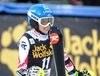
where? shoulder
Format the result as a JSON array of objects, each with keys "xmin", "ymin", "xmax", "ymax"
[
  {"xmin": 18, "ymin": 35, "xmax": 29, "ymax": 46},
  {"xmin": 18, "ymin": 35, "xmax": 31, "ymax": 50},
  {"xmin": 20, "ymin": 36, "xmax": 28, "ymax": 42},
  {"xmin": 19, "ymin": 32, "xmax": 35, "ymax": 45}
]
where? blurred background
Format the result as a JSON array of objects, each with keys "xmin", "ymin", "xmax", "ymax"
[{"xmin": 0, "ymin": 0, "xmax": 100, "ymax": 76}]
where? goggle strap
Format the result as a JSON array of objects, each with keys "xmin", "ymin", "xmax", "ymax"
[{"xmin": 28, "ymin": 11, "xmax": 39, "ymax": 22}]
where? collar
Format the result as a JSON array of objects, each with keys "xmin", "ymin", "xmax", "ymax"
[{"xmin": 26, "ymin": 29, "xmax": 48, "ymax": 41}]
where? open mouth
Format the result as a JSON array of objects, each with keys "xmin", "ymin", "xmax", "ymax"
[{"xmin": 44, "ymin": 27, "xmax": 50, "ymax": 31}]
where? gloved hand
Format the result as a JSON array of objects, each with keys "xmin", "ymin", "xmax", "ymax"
[
  {"xmin": 16, "ymin": 66, "xmax": 44, "ymax": 76},
  {"xmin": 74, "ymin": 70, "xmax": 96, "ymax": 76},
  {"xmin": 82, "ymin": 70, "xmax": 96, "ymax": 76},
  {"xmin": 73, "ymin": 71, "xmax": 83, "ymax": 76},
  {"xmin": 16, "ymin": 68, "xmax": 27, "ymax": 76},
  {"xmin": 26, "ymin": 66, "xmax": 44, "ymax": 76}
]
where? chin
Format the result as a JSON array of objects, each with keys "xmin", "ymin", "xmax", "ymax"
[
  {"xmin": 44, "ymin": 32, "xmax": 48, "ymax": 34},
  {"xmin": 44, "ymin": 31, "xmax": 49, "ymax": 34}
]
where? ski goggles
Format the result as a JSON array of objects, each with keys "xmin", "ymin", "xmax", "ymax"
[
  {"xmin": 28, "ymin": 11, "xmax": 54, "ymax": 27},
  {"xmin": 38, "ymin": 17, "xmax": 54, "ymax": 27}
]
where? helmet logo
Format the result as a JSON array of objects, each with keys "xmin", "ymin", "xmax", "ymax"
[
  {"xmin": 43, "ymin": 5, "xmax": 52, "ymax": 13},
  {"xmin": 50, "ymin": 33, "xmax": 60, "ymax": 44},
  {"xmin": 28, "ymin": 11, "xmax": 38, "ymax": 21},
  {"xmin": 31, "ymin": 14, "xmax": 38, "ymax": 21},
  {"xmin": 43, "ymin": 5, "xmax": 49, "ymax": 10}
]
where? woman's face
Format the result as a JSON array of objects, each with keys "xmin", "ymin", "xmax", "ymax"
[
  {"xmin": 38, "ymin": 24, "xmax": 51, "ymax": 34},
  {"xmin": 38, "ymin": 17, "xmax": 54, "ymax": 34}
]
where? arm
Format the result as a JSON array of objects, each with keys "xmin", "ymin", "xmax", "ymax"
[
  {"xmin": 64, "ymin": 52, "xmax": 95, "ymax": 76},
  {"xmin": 64, "ymin": 52, "xmax": 78, "ymax": 75},
  {"xmin": 16, "ymin": 36, "xmax": 30, "ymax": 76}
]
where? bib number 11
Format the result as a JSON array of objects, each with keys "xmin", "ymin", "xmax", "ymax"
[{"xmin": 42, "ymin": 57, "xmax": 50, "ymax": 69}]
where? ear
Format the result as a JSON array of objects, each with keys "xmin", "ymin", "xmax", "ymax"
[{"xmin": 30, "ymin": 19, "xmax": 38, "ymax": 29}]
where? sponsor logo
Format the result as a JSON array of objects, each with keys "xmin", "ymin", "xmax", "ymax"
[
  {"xmin": 21, "ymin": 41, "xmax": 27, "ymax": 50},
  {"xmin": 66, "ymin": 62, "xmax": 73, "ymax": 68},
  {"xmin": 50, "ymin": 33, "xmax": 60, "ymax": 44},
  {"xmin": 29, "ymin": 38, "xmax": 35, "ymax": 44},
  {"xmin": 32, "ymin": 44, "xmax": 53, "ymax": 58}
]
